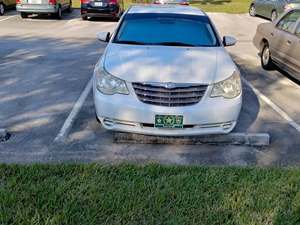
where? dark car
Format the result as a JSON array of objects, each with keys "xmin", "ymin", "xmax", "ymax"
[
  {"xmin": 253, "ymin": 8, "xmax": 300, "ymax": 80},
  {"xmin": 81, "ymin": 0, "xmax": 124, "ymax": 20}
]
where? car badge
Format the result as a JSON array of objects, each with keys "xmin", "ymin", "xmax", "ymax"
[{"xmin": 165, "ymin": 82, "xmax": 176, "ymax": 89}]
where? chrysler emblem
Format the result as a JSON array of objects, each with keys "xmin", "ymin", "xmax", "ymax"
[{"xmin": 164, "ymin": 82, "xmax": 176, "ymax": 89}]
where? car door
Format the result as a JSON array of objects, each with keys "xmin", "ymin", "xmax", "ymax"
[
  {"xmin": 277, "ymin": 0, "xmax": 287, "ymax": 16},
  {"xmin": 255, "ymin": 0, "xmax": 266, "ymax": 16},
  {"xmin": 290, "ymin": 20, "xmax": 300, "ymax": 79},
  {"xmin": 269, "ymin": 10, "xmax": 300, "ymax": 68},
  {"xmin": 263, "ymin": 0, "xmax": 277, "ymax": 18}
]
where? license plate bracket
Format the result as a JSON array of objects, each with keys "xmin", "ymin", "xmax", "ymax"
[{"xmin": 155, "ymin": 115, "xmax": 183, "ymax": 129}]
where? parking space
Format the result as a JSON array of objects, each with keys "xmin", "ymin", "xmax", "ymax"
[
  {"xmin": 0, "ymin": 10, "xmax": 18, "ymax": 22},
  {"xmin": 0, "ymin": 10, "xmax": 300, "ymax": 165}
]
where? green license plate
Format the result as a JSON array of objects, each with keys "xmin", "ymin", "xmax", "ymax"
[{"xmin": 155, "ymin": 115, "xmax": 183, "ymax": 129}]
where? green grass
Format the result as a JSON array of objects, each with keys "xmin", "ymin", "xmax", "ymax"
[
  {"xmin": 123, "ymin": 0, "xmax": 252, "ymax": 13},
  {"xmin": 72, "ymin": 0, "xmax": 251, "ymax": 13},
  {"xmin": 189, "ymin": 0, "xmax": 251, "ymax": 13},
  {"xmin": 1, "ymin": 164, "xmax": 300, "ymax": 225}
]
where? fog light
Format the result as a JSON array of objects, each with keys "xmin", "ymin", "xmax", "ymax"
[
  {"xmin": 103, "ymin": 118, "xmax": 114, "ymax": 127},
  {"xmin": 221, "ymin": 122, "xmax": 233, "ymax": 130}
]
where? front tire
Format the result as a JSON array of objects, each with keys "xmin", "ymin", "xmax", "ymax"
[
  {"xmin": 0, "ymin": 3, "xmax": 5, "ymax": 16},
  {"xmin": 114, "ymin": 8, "xmax": 123, "ymax": 21},
  {"xmin": 261, "ymin": 43, "xmax": 274, "ymax": 70},
  {"xmin": 67, "ymin": 2, "xmax": 72, "ymax": 13},
  {"xmin": 249, "ymin": 4, "xmax": 256, "ymax": 17},
  {"xmin": 81, "ymin": 14, "xmax": 87, "ymax": 20},
  {"xmin": 20, "ymin": 12, "xmax": 28, "ymax": 18},
  {"xmin": 55, "ymin": 6, "xmax": 62, "ymax": 19},
  {"xmin": 271, "ymin": 10, "xmax": 277, "ymax": 21}
]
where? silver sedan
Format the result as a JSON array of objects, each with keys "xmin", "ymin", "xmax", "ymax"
[
  {"xmin": 253, "ymin": 7, "xmax": 300, "ymax": 80},
  {"xmin": 93, "ymin": 6, "xmax": 242, "ymax": 136},
  {"xmin": 249, "ymin": 0, "xmax": 300, "ymax": 21}
]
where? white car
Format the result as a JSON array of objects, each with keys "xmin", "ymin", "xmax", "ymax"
[{"xmin": 93, "ymin": 5, "xmax": 242, "ymax": 136}]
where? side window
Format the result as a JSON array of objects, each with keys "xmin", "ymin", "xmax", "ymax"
[
  {"xmin": 277, "ymin": 10, "xmax": 300, "ymax": 33},
  {"xmin": 296, "ymin": 23, "xmax": 300, "ymax": 38}
]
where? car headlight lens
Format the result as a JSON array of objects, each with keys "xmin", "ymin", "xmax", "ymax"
[
  {"xmin": 210, "ymin": 71, "xmax": 241, "ymax": 99},
  {"xmin": 95, "ymin": 66, "xmax": 129, "ymax": 95}
]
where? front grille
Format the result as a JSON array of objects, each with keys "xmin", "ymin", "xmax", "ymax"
[{"xmin": 132, "ymin": 82, "xmax": 207, "ymax": 107}]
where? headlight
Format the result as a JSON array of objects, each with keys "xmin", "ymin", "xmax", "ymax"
[
  {"xmin": 95, "ymin": 66, "xmax": 129, "ymax": 95},
  {"xmin": 210, "ymin": 71, "xmax": 241, "ymax": 99}
]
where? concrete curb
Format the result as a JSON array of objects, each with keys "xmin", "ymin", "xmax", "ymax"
[
  {"xmin": 0, "ymin": 129, "xmax": 9, "ymax": 142},
  {"xmin": 114, "ymin": 132, "xmax": 270, "ymax": 146}
]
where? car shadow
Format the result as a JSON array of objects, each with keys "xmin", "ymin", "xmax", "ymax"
[
  {"xmin": 86, "ymin": 17, "xmax": 118, "ymax": 23},
  {"xmin": 0, "ymin": 35, "xmax": 106, "ymax": 156},
  {"xmin": 24, "ymin": 8, "xmax": 81, "ymax": 21},
  {"xmin": 253, "ymin": 14, "xmax": 272, "ymax": 21}
]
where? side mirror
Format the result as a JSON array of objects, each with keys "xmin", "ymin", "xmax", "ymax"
[
  {"xmin": 97, "ymin": 32, "xmax": 110, "ymax": 42},
  {"xmin": 223, "ymin": 36, "xmax": 237, "ymax": 47}
]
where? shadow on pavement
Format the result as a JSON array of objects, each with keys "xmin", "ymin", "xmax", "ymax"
[
  {"xmin": 0, "ymin": 34, "xmax": 299, "ymax": 166},
  {"xmin": 23, "ymin": 8, "xmax": 81, "ymax": 20},
  {"xmin": 0, "ymin": 35, "xmax": 105, "ymax": 155}
]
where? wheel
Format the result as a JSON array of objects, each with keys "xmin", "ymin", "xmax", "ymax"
[
  {"xmin": 0, "ymin": 3, "xmax": 5, "ymax": 16},
  {"xmin": 81, "ymin": 15, "xmax": 87, "ymax": 20},
  {"xmin": 67, "ymin": 2, "xmax": 72, "ymax": 13},
  {"xmin": 20, "ymin": 12, "xmax": 28, "ymax": 18},
  {"xmin": 113, "ymin": 8, "xmax": 123, "ymax": 21},
  {"xmin": 271, "ymin": 10, "xmax": 277, "ymax": 21},
  {"xmin": 96, "ymin": 115, "xmax": 101, "ymax": 124},
  {"xmin": 261, "ymin": 43, "xmax": 274, "ymax": 70},
  {"xmin": 55, "ymin": 7, "xmax": 62, "ymax": 19},
  {"xmin": 113, "ymin": 15, "xmax": 120, "ymax": 22},
  {"xmin": 249, "ymin": 4, "xmax": 256, "ymax": 17}
]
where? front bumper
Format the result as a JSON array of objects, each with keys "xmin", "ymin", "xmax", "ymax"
[
  {"xmin": 93, "ymin": 80, "xmax": 242, "ymax": 136},
  {"xmin": 16, "ymin": 4, "xmax": 57, "ymax": 13},
  {"xmin": 81, "ymin": 4, "xmax": 118, "ymax": 17},
  {"xmin": 253, "ymin": 31, "xmax": 263, "ymax": 52}
]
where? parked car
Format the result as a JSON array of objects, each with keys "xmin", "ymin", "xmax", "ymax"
[
  {"xmin": 253, "ymin": 7, "xmax": 300, "ymax": 80},
  {"xmin": 0, "ymin": 0, "xmax": 15, "ymax": 16},
  {"xmin": 249, "ymin": 0, "xmax": 300, "ymax": 21},
  {"xmin": 93, "ymin": 5, "xmax": 242, "ymax": 136},
  {"xmin": 16, "ymin": 0, "xmax": 72, "ymax": 19},
  {"xmin": 80, "ymin": 0, "xmax": 124, "ymax": 20},
  {"xmin": 153, "ymin": 0, "xmax": 189, "ymax": 5}
]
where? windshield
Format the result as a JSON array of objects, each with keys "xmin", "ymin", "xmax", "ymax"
[{"xmin": 113, "ymin": 13, "xmax": 219, "ymax": 47}]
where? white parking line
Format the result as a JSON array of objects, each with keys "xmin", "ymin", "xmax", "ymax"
[
  {"xmin": 234, "ymin": 52, "xmax": 300, "ymax": 132},
  {"xmin": 0, "ymin": 15, "xmax": 17, "ymax": 22},
  {"xmin": 54, "ymin": 77, "xmax": 93, "ymax": 142},
  {"xmin": 242, "ymin": 77, "xmax": 300, "ymax": 133},
  {"xmin": 54, "ymin": 54, "xmax": 300, "ymax": 143}
]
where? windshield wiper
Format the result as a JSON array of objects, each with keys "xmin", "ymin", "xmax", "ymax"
[
  {"xmin": 115, "ymin": 40, "xmax": 197, "ymax": 47},
  {"xmin": 153, "ymin": 42, "xmax": 196, "ymax": 47},
  {"xmin": 115, "ymin": 40, "xmax": 147, "ymax": 45}
]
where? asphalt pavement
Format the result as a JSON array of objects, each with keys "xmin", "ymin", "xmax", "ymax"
[{"xmin": 0, "ymin": 10, "xmax": 299, "ymax": 165}]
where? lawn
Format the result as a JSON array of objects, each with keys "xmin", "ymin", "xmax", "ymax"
[
  {"xmin": 189, "ymin": 0, "xmax": 252, "ymax": 13},
  {"xmin": 72, "ymin": 0, "xmax": 252, "ymax": 13},
  {"xmin": 123, "ymin": 0, "xmax": 252, "ymax": 13},
  {"xmin": 1, "ymin": 164, "xmax": 300, "ymax": 225}
]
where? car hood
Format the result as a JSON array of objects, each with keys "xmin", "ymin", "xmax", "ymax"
[{"xmin": 103, "ymin": 44, "xmax": 236, "ymax": 84}]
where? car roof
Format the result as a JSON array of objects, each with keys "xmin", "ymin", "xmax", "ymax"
[{"xmin": 127, "ymin": 5, "xmax": 206, "ymax": 16}]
